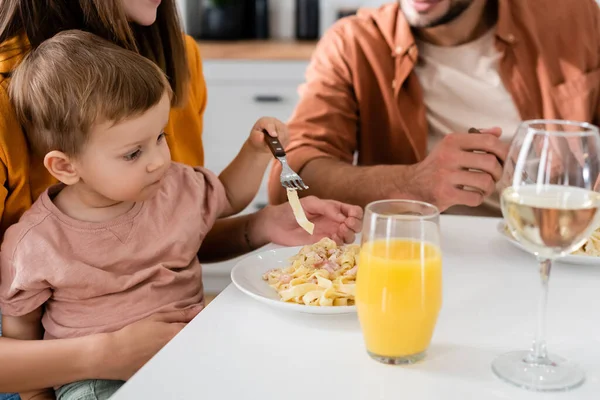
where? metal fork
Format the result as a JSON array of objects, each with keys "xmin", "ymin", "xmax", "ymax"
[{"xmin": 263, "ymin": 130, "xmax": 309, "ymax": 190}]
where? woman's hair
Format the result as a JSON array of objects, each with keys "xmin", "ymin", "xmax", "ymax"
[
  {"xmin": 0, "ymin": 0, "xmax": 189, "ymax": 105},
  {"xmin": 10, "ymin": 30, "xmax": 172, "ymax": 157}
]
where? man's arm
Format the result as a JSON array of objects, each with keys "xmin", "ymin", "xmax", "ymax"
[
  {"xmin": 298, "ymin": 158, "xmax": 417, "ymax": 208},
  {"xmin": 295, "ymin": 131, "xmax": 507, "ymax": 211}
]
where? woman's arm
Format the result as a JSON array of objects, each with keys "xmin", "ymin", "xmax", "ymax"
[
  {"xmin": 0, "ymin": 307, "xmax": 200, "ymax": 393},
  {"xmin": 0, "ymin": 326, "xmax": 94, "ymax": 394},
  {"xmin": 3, "ymin": 310, "xmax": 55, "ymax": 399},
  {"xmin": 198, "ymin": 198, "xmax": 363, "ymax": 263},
  {"xmin": 198, "ymin": 212, "xmax": 269, "ymax": 263}
]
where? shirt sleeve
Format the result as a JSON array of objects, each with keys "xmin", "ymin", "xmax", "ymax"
[
  {"xmin": 192, "ymin": 166, "xmax": 228, "ymax": 226},
  {"xmin": 185, "ymin": 35, "xmax": 208, "ymax": 122},
  {"xmin": 0, "ymin": 86, "xmax": 17, "ymax": 236},
  {"xmin": 0, "ymin": 228, "xmax": 52, "ymax": 317},
  {"xmin": 267, "ymin": 21, "xmax": 360, "ymax": 204}
]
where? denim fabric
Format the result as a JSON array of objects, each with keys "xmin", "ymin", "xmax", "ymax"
[{"xmin": 56, "ymin": 380, "xmax": 125, "ymax": 400}]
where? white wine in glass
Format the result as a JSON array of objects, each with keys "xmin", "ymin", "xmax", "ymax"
[{"xmin": 494, "ymin": 119, "xmax": 600, "ymax": 391}]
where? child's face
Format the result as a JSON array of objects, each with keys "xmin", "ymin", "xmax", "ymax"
[{"xmin": 74, "ymin": 92, "xmax": 172, "ymax": 203}]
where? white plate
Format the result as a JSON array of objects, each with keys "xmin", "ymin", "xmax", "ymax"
[
  {"xmin": 231, "ymin": 246, "xmax": 357, "ymax": 314},
  {"xmin": 496, "ymin": 221, "xmax": 600, "ymax": 266}
]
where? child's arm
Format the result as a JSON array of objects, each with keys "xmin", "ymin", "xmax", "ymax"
[
  {"xmin": 218, "ymin": 117, "xmax": 289, "ymax": 217},
  {"xmin": 2, "ymin": 308, "xmax": 56, "ymax": 400}
]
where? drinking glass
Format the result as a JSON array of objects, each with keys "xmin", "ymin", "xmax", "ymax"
[
  {"xmin": 494, "ymin": 119, "xmax": 600, "ymax": 391},
  {"xmin": 356, "ymin": 200, "xmax": 442, "ymax": 364}
]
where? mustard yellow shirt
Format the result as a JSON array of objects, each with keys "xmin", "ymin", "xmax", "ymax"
[{"xmin": 0, "ymin": 35, "xmax": 207, "ymax": 236}]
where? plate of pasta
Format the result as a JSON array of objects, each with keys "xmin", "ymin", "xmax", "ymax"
[
  {"xmin": 497, "ymin": 221, "xmax": 600, "ymax": 265},
  {"xmin": 231, "ymin": 238, "xmax": 359, "ymax": 314}
]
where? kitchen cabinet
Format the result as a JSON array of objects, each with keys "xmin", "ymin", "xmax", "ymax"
[{"xmin": 202, "ymin": 59, "xmax": 309, "ymax": 214}]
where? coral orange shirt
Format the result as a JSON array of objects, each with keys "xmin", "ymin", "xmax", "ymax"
[
  {"xmin": 268, "ymin": 0, "xmax": 600, "ymax": 204},
  {"xmin": 0, "ymin": 34, "xmax": 207, "ymax": 237}
]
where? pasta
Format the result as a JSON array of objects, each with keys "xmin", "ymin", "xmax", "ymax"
[
  {"xmin": 504, "ymin": 223, "xmax": 600, "ymax": 257},
  {"xmin": 262, "ymin": 238, "xmax": 360, "ymax": 306},
  {"xmin": 572, "ymin": 230, "xmax": 600, "ymax": 256},
  {"xmin": 286, "ymin": 189, "xmax": 314, "ymax": 235}
]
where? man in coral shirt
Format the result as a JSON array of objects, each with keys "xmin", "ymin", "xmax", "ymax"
[{"xmin": 268, "ymin": 0, "xmax": 600, "ymax": 216}]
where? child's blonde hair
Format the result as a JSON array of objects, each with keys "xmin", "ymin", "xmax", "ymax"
[{"xmin": 9, "ymin": 29, "xmax": 172, "ymax": 157}]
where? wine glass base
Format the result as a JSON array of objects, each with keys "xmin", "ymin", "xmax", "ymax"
[
  {"xmin": 492, "ymin": 351, "xmax": 585, "ymax": 392},
  {"xmin": 368, "ymin": 350, "xmax": 425, "ymax": 365}
]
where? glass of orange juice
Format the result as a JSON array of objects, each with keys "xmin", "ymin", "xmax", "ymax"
[{"xmin": 356, "ymin": 200, "xmax": 442, "ymax": 365}]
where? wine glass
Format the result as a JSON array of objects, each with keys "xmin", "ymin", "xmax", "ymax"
[{"xmin": 493, "ymin": 119, "xmax": 600, "ymax": 391}]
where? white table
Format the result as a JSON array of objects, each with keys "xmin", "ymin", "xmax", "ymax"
[{"xmin": 112, "ymin": 216, "xmax": 600, "ymax": 400}]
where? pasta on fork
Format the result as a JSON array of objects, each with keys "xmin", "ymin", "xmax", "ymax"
[{"xmin": 262, "ymin": 238, "xmax": 360, "ymax": 306}]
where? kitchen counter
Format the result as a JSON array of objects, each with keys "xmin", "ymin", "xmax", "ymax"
[{"xmin": 197, "ymin": 39, "xmax": 317, "ymax": 60}]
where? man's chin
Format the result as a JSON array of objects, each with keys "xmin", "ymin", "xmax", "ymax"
[{"xmin": 402, "ymin": 0, "xmax": 472, "ymax": 29}]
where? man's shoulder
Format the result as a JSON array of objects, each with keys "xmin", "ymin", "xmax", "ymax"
[
  {"xmin": 312, "ymin": 3, "xmax": 400, "ymax": 69},
  {"xmin": 325, "ymin": 4, "xmax": 397, "ymax": 44},
  {"xmin": 511, "ymin": 0, "xmax": 599, "ymax": 71},
  {"xmin": 511, "ymin": 0, "xmax": 598, "ymax": 27}
]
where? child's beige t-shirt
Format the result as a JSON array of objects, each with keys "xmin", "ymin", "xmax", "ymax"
[{"xmin": 0, "ymin": 162, "xmax": 226, "ymax": 340}]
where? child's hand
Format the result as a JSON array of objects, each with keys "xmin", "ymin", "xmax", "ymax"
[
  {"xmin": 257, "ymin": 197, "xmax": 363, "ymax": 246},
  {"xmin": 246, "ymin": 117, "xmax": 289, "ymax": 153}
]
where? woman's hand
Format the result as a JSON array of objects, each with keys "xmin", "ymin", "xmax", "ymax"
[
  {"xmin": 98, "ymin": 307, "xmax": 202, "ymax": 380},
  {"xmin": 252, "ymin": 196, "xmax": 363, "ymax": 247}
]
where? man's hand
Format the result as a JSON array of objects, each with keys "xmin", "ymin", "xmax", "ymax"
[
  {"xmin": 251, "ymin": 197, "xmax": 363, "ymax": 246},
  {"xmin": 406, "ymin": 127, "xmax": 508, "ymax": 211}
]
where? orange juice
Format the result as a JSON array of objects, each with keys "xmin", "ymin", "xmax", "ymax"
[{"xmin": 356, "ymin": 239, "xmax": 442, "ymax": 358}]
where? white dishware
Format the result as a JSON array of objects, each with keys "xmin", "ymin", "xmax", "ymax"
[
  {"xmin": 497, "ymin": 221, "xmax": 600, "ymax": 266},
  {"xmin": 231, "ymin": 246, "xmax": 356, "ymax": 315}
]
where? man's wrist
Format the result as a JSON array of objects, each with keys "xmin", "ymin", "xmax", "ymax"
[{"xmin": 389, "ymin": 163, "xmax": 422, "ymax": 201}]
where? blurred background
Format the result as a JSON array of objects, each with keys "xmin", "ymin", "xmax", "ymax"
[{"xmin": 176, "ymin": 0, "xmax": 391, "ymax": 40}]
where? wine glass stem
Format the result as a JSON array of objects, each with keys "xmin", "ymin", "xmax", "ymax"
[{"xmin": 530, "ymin": 258, "xmax": 552, "ymax": 362}]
